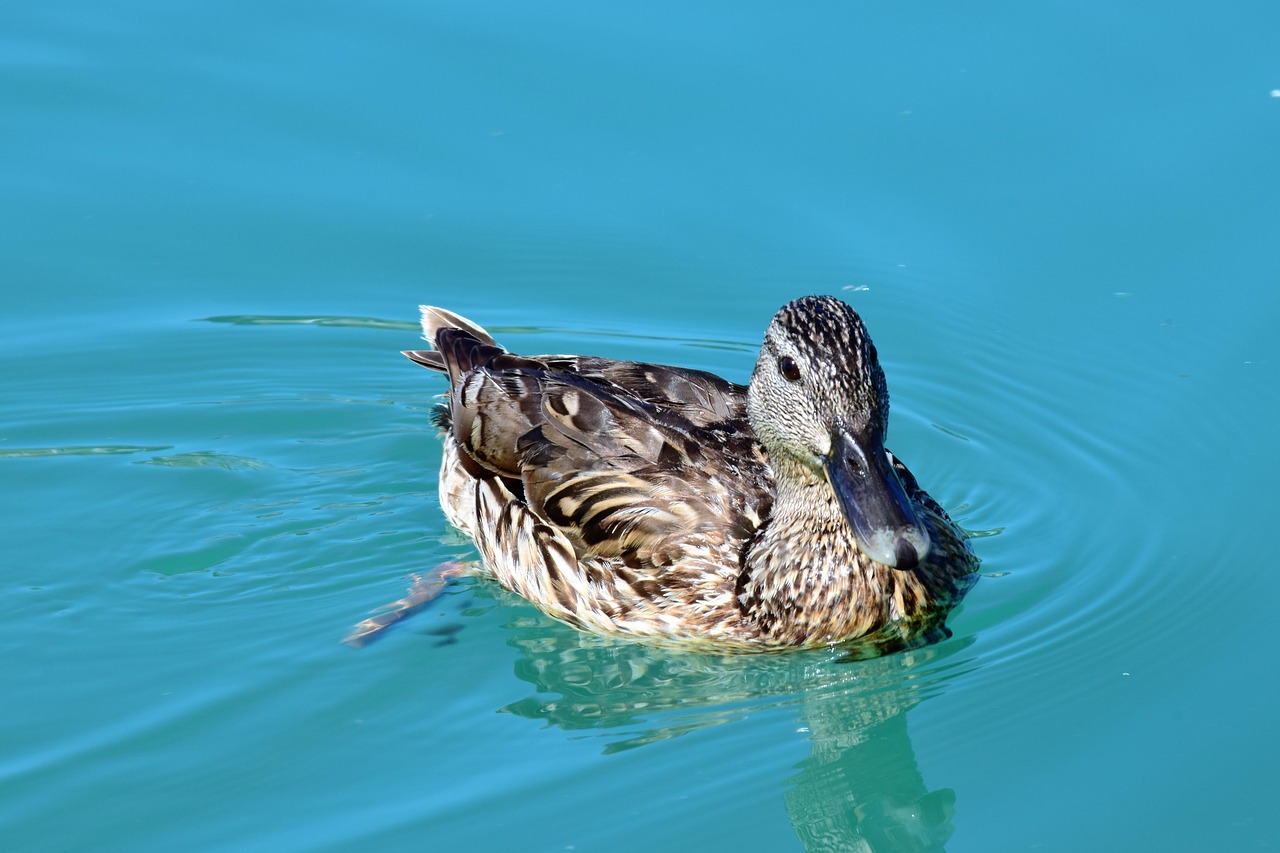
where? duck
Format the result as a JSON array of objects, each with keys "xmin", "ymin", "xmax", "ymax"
[{"xmin": 386, "ymin": 295, "xmax": 977, "ymax": 653}]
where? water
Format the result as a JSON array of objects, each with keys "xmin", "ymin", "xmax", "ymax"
[{"xmin": 3, "ymin": 2, "xmax": 1278, "ymax": 850}]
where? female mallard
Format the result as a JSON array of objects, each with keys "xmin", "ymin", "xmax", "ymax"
[{"xmin": 390, "ymin": 295, "xmax": 976, "ymax": 653}]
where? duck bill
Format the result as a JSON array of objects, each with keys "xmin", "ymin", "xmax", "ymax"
[{"xmin": 823, "ymin": 426, "xmax": 931, "ymax": 570}]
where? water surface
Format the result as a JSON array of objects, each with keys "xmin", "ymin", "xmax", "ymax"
[{"xmin": 3, "ymin": 2, "xmax": 1278, "ymax": 850}]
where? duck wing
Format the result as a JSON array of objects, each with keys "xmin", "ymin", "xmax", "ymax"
[
  {"xmin": 540, "ymin": 357, "xmax": 748, "ymax": 428},
  {"xmin": 416, "ymin": 328, "xmax": 770, "ymax": 574}
]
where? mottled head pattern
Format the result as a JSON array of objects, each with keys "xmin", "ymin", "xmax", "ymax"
[{"xmin": 747, "ymin": 295, "xmax": 890, "ymax": 471}]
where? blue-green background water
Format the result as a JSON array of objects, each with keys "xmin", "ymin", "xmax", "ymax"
[{"xmin": 4, "ymin": 2, "xmax": 1278, "ymax": 850}]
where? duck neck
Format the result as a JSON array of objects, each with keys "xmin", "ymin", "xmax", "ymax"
[
  {"xmin": 764, "ymin": 455, "xmax": 848, "ymax": 540},
  {"xmin": 740, "ymin": 455, "xmax": 887, "ymax": 644},
  {"xmin": 749, "ymin": 456, "xmax": 854, "ymax": 574}
]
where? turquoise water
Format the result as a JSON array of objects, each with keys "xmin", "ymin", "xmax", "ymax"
[{"xmin": 4, "ymin": 2, "xmax": 1278, "ymax": 850}]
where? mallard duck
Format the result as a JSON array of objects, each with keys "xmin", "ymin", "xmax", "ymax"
[{"xmin": 395, "ymin": 295, "xmax": 976, "ymax": 652}]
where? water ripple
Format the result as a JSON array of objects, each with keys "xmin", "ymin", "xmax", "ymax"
[
  {"xmin": 0, "ymin": 445, "xmax": 172, "ymax": 459},
  {"xmin": 137, "ymin": 451, "xmax": 271, "ymax": 470},
  {"xmin": 864, "ymin": 289, "xmax": 1248, "ymax": 746},
  {"xmin": 201, "ymin": 314, "xmax": 419, "ymax": 331}
]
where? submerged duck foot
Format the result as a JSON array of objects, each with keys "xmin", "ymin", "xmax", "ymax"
[{"xmin": 343, "ymin": 560, "xmax": 471, "ymax": 648}]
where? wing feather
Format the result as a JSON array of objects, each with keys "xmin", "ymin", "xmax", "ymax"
[{"xmin": 416, "ymin": 318, "xmax": 770, "ymax": 579}]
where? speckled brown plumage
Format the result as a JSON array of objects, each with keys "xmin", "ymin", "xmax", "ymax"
[{"xmin": 402, "ymin": 296, "xmax": 977, "ymax": 653}]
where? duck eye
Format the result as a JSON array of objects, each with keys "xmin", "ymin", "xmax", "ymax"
[{"xmin": 777, "ymin": 355, "xmax": 801, "ymax": 383}]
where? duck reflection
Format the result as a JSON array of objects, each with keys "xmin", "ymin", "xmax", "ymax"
[
  {"xmin": 783, "ymin": 697, "xmax": 957, "ymax": 852},
  {"xmin": 497, "ymin": 614, "xmax": 970, "ymax": 852}
]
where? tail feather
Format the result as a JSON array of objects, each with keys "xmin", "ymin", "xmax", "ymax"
[
  {"xmin": 431, "ymin": 328, "xmax": 506, "ymax": 381},
  {"xmin": 402, "ymin": 349, "xmax": 446, "ymax": 371},
  {"xmin": 404, "ymin": 306, "xmax": 499, "ymax": 375},
  {"xmin": 419, "ymin": 306, "xmax": 495, "ymax": 346}
]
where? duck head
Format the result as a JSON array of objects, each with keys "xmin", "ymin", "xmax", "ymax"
[{"xmin": 747, "ymin": 295, "xmax": 930, "ymax": 571}]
